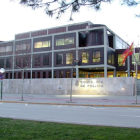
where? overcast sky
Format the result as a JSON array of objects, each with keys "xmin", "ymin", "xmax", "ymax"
[{"xmin": 0, "ymin": 0, "xmax": 140, "ymax": 46}]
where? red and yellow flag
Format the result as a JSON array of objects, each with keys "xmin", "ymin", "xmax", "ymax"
[{"xmin": 121, "ymin": 42, "xmax": 134, "ymax": 64}]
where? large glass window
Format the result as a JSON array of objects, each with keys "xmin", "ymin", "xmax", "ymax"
[
  {"xmin": 82, "ymin": 52, "xmax": 89, "ymax": 63},
  {"xmin": 66, "ymin": 53, "xmax": 73, "ymax": 64},
  {"xmin": 56, "ymin": 37, "xmax": 74, "ymax": 46},
  {"xmin": 0, "ymin": 59, "xmax": 4, "ymax": 68},
  {"xmin": 16, "ymin": 43, "xmax": 30, "ymax": 51},
  {"xmin": 34, "ymin": 41, "xmax": 50, "ymax": 48},
  {"xmin": 93, "ymin": 51, "xmax": 100, "ymax": 62},
  {"xmin": 118, "ymin": 54, "xmax": 125, "ymax": 66},
  {"xmin": 43, "ymin": 54, "xmax": 49, "ymax": 66},
  {"xmin": 56, "ymin": 54, "xmax": 63, "ymax": 65}
]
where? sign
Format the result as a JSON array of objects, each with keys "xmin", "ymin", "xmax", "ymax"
[{"xmin": 0, "ymin": 74, "xmax": 4, "ymax": 80}]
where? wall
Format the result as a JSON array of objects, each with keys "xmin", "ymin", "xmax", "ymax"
[{"xmin": 1, "ymin": 77, "xmax": 135, "ymax": 96}]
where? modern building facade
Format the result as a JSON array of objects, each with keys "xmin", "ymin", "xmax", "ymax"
[{"xmin": 0, "ymin": 21, "xmax": 139, "ymax": 79}]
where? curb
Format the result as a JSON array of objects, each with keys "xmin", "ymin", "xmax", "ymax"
[{"xmin": 0, "ymin": 101, "xmax": 140, "ymax": 107}]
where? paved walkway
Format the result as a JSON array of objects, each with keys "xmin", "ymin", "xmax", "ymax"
[{"xmin": 0, "ymin": 93, "xmax": 140, "ymax": 107}]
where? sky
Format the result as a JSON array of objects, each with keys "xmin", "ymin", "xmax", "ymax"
[{"xmin": 0, "ymin": 0, "xmax": 140, "ymax": 46}]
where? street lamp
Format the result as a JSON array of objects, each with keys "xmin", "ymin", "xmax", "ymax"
[{"xmin": 0, "ymin": 68, "xmax": 5, "ymax": 100}]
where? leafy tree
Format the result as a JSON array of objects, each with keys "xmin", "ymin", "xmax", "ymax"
[{"xmin": 15, "ymin": 0, "xmax": 140, "ymax": 19}]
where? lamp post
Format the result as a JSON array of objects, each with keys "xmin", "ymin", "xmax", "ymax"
[{"xmin": 0, "ymin": 68, "xmax": 5, "ymax": 100}]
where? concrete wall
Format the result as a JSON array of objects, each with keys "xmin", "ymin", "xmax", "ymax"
[{"xmin": 1, "ymin": 77, "xmax": 135, "ymax": 95}]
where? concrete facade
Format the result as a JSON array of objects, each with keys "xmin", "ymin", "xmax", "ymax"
[{"xmin": 1, "ymin": 77, "xmax": 135, "ymax": 95}]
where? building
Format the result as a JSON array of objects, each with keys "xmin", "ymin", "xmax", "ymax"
[{"xmin": 0, "ymin": 21, "xmax": 139, "ymax": 79}]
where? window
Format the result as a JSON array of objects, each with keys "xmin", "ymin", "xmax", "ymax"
[
  {"xmin": 66, "ymin": 53, "xmax": 73, "ymax": 64},
  {"xmin": 132, "ymin": 53, "xmax": 140, "ymax": 65},
  {"xmin": 34, "ymin": 56, "xmax": 41, "ymax": 66},
  {"xmin": 112, "ymin": 54, "xmax": 114, "ymax": 65},
  {"xmin": 108, "ymin": 54, "xmax": 111, "ymax": 64},
  {"xmin": 66, "ymin": 71, "xmax": 70, "ymax": 78},
  {"xmin": 23, "ymin": 57, "xmax": 30, "ymax": 68},
  {"xmin": 6, "ymin": 58, "xmax": 11, "ymax": 68},
  {"xmin": 0, "ymin": 46, "xmax": 12, "ymax": 53},
  {"xmin": 56, "ymin": 37, "xmax": 74, "ymax": 46},
  {"xmin": 93, "ymin": 51, "xmax": 100, "ymax": 62},
  {"xmin": 43, "ymin": 55, "xmax": 49, "ymax": 66},
  {"xmin": 37, "ymin": 72, "xmax": 40, "ymax": 78},
  {"xmin": 0, "ymin": 59, "xmax": 4, "ymax": 68},
  {"xmin": 32, "ymin": 72, "xmax": 35, "ymax": 78},
  {"xmin": 59, "ymin": 71, "xmax": 63, "ymax": 78},
  {"xmin": 34, "ymin": 41, "xmax": 50, "ymax": 48},
  {"xmin": 28, "ymin": 72, "xmax": 30, "ymax": 78},
  {"xmin": 0, "ymin": 47, "xmax": 5, "ymax": 53},
  {"xmin": 118, "ymin": 54, "xmax": 125, "ymax": 66},
  {"xmin": 82, "ymin": 52, "xmax": 89, "ymax": 63},
  {"xmin": 48, "ymin": 71, "xmax": 51, "ymax": 78},
  {"xmin": 16, "ymin": 43, "xmax": 30, "ymax": 51},
  {"xmin": 56, "ymin": 54, "xmax": 63, "ymax": 65},
  {"xmin": 54, "ymin": 71, "xmax": 56, "ymax": 78},
  {"xmin": 43, "ymin": 72, "xmax": 46, "ymax": 78},
  {"xmin": 16, "ymin": 58, "xmax": 22, "ymax": 68},
  {"xmin": 6, "ymin": 46, "xmax": 12, "ymax": 52}
]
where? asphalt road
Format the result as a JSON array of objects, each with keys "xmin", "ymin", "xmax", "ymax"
[{"xmin": 0, "ymin": 102, "xmax": 140, "ymax": 128}]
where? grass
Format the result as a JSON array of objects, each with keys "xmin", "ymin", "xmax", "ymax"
[{"xmin": 0, "ymin": 118, "xmax": 140, "ymax": 140}]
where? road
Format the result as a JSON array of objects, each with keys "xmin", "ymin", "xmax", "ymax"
[{"xmin": 0, "ymin": 102, "xmax": 140, "ymax": 128}]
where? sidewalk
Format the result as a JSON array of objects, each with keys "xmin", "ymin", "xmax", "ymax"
[{"xmin": 0, "ymin": 93, "xmax": 140, "ymax": 107}]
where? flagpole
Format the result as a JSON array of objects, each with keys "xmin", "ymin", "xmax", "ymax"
[
  {"xmin": 133, "ymin": 49, "xmax": 138, "ymax": 104},
  {"xmin": 135, "ymin": 63, "xmax": 138, "ymax": 104}
]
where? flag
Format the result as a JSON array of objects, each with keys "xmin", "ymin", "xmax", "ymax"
[{"xmin": 121, "ymin": 42, "xmax": 134, "ymax": 64}]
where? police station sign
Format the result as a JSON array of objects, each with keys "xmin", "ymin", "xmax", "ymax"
[{"xmin": 75, "ymin": 79, "xmax": 104, "ymax": 88}]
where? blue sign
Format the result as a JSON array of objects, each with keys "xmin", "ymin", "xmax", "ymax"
[{"xmin": 0, "ymin": 74, "xmax": 4, "ymax": 80}]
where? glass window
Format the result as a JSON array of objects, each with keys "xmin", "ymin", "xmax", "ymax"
[
  {"xmin": 59, "ymin": 71, "xmax": 63, "ymax": 78},
  {"xmin": 66, "ymin": 71, "xmax": 70, "ymax": 78},
  {"xmin": 16, "ymin": 43, "xmax": 30, "ymax": 51},
  {"xmin": 66, "ymin": 53, "xmax": 73, "ymax": 64},
  {"xmin": 56, "ymin": 54, "xmax": 63, "ymax": 65},
  {"xmin": 34, "ymin": 41, "xmax": 50, "ymax": 48},
  {"xmin": 82, "ymin": 52, "xmax": 89, "ymax": 63},
  {"xmin": 65, "ymin": 37, "xmax": 74, "ymax": 45},
  {"xmin": 6, "ymin": 46, "xmax": 12, "ymax": 52},
  {"xmin": 23, "ymin": 57, "xmax": 30, "ymax": 68},
  {"xmin": 108, "ymin": 54, "xmax": 111, "ymax": 64},
  {"xmin": 34, "ymin": 56, "xmax": 41, "ymax": 66},
  {"xmin": 56, "ymin": 39, "xmax": 64, "ymax": 46},
  {"xmin": 43, "ymin": 72, "xmax": 46, "ymax": 78},
  {"xmin": 118, "ymin": 54, "xmax": 125, "ymax": 66},
  {"xmin": 112, "ymin": 54, "xmax": 114, "ymax": 65},
  {"xmin": 32, "ymin": 72, "xmax": 35, "ymax": 78},
  {"xmin": 132, "ymin": 53, "xmax": 140, "ymax": 65},
  {"xmin": 93, "ymin": 51, "xmax": 100, "ymax": 62},
  {"xmin": 0, "ymin": 59, "xmax": 4, "ymax": 68},
  {"xmin": 56, "ymin": 37, "xmax": 74, "ymax": 46},
  {"xmin": 16, "ymin": 58, "xmax": 22, "ymax": 68},
  {"xmin": 0, "ymin": 47, "xmax": 5, "ymax": 53},
  {"xmin": 6, "ymin": 58, "xmax": 11, "ymax": 68},
  {"xmin": 43, "ymin": 41, "xmax": 50, "ymax": 48},
  {"xmin": 43, "ymin": 54, "xmax": 49, "ymax": 66}
]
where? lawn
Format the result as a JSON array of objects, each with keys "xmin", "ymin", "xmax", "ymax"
[{"xmin": 0, "ymin": 118, "xmax": 140, "ymax": 140}]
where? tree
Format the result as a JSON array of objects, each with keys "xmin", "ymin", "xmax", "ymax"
[
  {"xmin": 14, "ymin": 43, "xmax": 31, "ymax": 101},
  {"xmin": 16, "ymin": 0, "xmax": 140, "ymax": 19}
]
